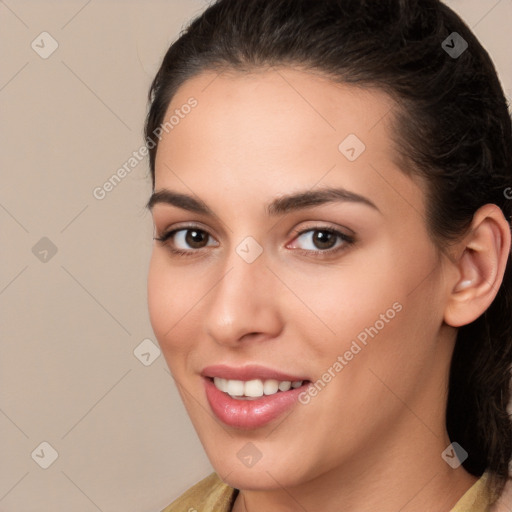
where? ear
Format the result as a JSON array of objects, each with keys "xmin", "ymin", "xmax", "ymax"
[{"xmin": 444, "ymin": 204, "xmax": 511, "ymax": 328}]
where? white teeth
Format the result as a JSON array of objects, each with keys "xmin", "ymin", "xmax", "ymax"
[
  {"xmin": 278, "ymin": 381, "xmax": 292, "ymax": 391},
  {"xmin": 263, "ymin": 379, "xmax": 279, "ymax": 395},
  {"xmin": 213, "ymin": 377, "xmax": 228, "ymax": 393},
  {"xmin": 226, "ymin": 379, "xmax": 245, "ymax": 397},
  {"xmin": 213, "ymin": 377, "xmax": 304, "ymax": 397},
  {"xmin": 244, "ymin": 379, "xmax": 264, "ymax": 397}
]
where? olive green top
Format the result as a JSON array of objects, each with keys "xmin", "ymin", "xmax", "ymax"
[{"xmin": 162, "ymin": 470, "xmax": 509, "ymax": 511}]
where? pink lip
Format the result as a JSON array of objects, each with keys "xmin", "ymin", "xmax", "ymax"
[
  {"xmin": 201, "ymin": 365, "xmax": 310, "ymax": 430},
  {"xmin": 201, "ymin": 364, "xmax": 308, "ymax": 382},
  {"xmin": 203, "ymin": 377, "xmax": 308, "ymax": 429}
]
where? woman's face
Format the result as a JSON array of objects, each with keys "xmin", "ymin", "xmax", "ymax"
[{"xmin": 147, "ymin": 68, "xmax": 456, "ymax": 489}]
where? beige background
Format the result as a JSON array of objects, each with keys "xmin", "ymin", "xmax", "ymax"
[{"xmin": 1, "ymin": 1, "xmax": 511, "ymax": 511}]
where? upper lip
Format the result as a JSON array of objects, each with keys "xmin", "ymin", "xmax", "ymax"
[{"xmin": 201, "ymin": 364, "xmax": 309, "ymax": 382}]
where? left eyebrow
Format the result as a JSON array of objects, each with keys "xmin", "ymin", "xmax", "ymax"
[
  {"xmin": 266, "ymin": 187, "xmax": 380, "ymax": 215},
  {"xmin": 146, "ymin": 187, "xmax": 380, "ymax": 215}
]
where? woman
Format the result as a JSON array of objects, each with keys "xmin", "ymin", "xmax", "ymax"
[{"xmin": 144, "ymin": 0, "xmax": 512, "ymax": 510}]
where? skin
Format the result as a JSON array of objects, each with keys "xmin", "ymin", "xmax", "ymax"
[{"xmin": 146, "ymin": 67, "xmax": 510, "ymax": 512}]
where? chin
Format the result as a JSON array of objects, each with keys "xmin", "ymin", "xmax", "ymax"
[
  {"xmin": 206, "ymin": 449, "xmax": 313, "ymax": 490},
  {"xmin": 220, "ymin": 466, "xmax": 293, "ymax": 491}
]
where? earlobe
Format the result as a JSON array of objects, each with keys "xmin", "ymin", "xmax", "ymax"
[{"xmin": 444, "ymin": 204, "xmax": 511, "ymax": 328}]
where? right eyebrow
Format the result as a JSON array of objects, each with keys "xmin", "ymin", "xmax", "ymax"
[{"xmin": 146, "ymin": 189, "xmax": 213, "ymax": 215}]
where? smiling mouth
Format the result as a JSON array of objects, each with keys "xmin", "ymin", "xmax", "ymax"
[
  {"xmin": 204, "ymin": 375, "xmax": 312, "ymax": 429},
  {"xmin": 210, "ymin": 377, "xmax": 310, "ymax": 399}
]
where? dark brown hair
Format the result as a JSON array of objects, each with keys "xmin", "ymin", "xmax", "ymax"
[{"xmin": 144, "ymin": 0, "xmax": 512, "ymax": 498}]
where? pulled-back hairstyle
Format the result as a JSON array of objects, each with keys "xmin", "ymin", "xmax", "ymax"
[{"xmin": 144, "ymin": 0, "xmax": 512, "ymax": 498}]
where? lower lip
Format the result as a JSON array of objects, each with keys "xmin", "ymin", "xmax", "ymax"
[{"xmin": 204, "ymin": 378, "xmax": 308, "ymax": 429}]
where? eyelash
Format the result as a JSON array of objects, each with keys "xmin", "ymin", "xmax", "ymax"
[{"xmin": 154, "ymin": 224, "xmax": 355, "ymax": 259}]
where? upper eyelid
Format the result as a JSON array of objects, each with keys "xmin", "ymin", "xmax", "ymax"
[
  {"xmin": 157, "ymin": 223, "xmax": 353, "ymax": 247},
  {"xmin": 157, "ymin": 222, "xmax": 349, "ymax": 237},
  {"xmin": 156, "ymin": 222, "xmax": 218, "ymax": 242}
]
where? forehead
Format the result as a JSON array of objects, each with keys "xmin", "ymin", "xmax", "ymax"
[
  {"xmin": 161, "ymin": 67, "xmax": 398, "ymax": 155},
  {"xmin": 157, "ymin": 68, "xmax": 397, "ymax": 168},
  {"xmin": 153, "ymin": 67, "xmax": 424, "ymax": 221}
]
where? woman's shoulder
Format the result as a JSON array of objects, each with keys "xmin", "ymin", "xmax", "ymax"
[{"xmin": 160, "ymin": 472, "xmax": 238, "ymax": 512}]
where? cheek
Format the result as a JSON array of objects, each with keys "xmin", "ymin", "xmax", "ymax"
[
  {"xmin": 147, "ymin": 252, "xmax": 193, "ymax": 366},
  {"xmin": 147, "ymin": 253, "xmax": 170, "ymax": 342},
  {"xmin": 288, "ymin": 244, "xmax": 440, "ymax": 377},
  {"xmin": 327, "ymin": 273, "xmax": 443, "ymax": 405},
  {"xmin": 281, "ymin": 252, "xmax": 401, "ymax": 351}
]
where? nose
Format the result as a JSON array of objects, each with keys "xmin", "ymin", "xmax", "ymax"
[{"xmin": 203, "ymin": 246, "xmax": 283, "ymax": 347}]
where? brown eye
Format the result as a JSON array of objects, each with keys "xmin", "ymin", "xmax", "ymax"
[
  {"xmin": 310, "ymin": 230, "xmax": 338, "ymax": 250},
  {"xmin": 154, "ymin": 226, "xmax": 219, "ymax": 256},
  {"xmin": 292, "ymin": 228, "xmax": 353, "ymax": 253},
  {"xmin": 183, "ymin": 229, "xmax": 209, "ymax": 249}
]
